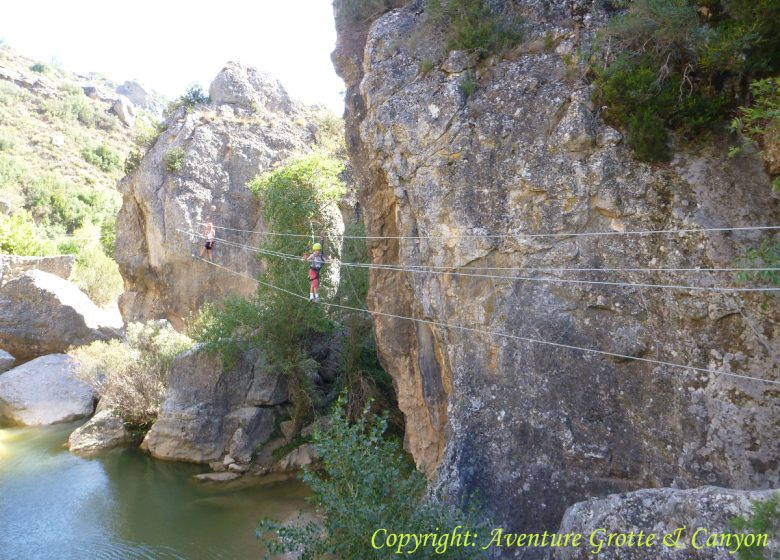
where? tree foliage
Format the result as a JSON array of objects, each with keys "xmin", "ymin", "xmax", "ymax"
[
  {"xmin": 730, "ymin": 492, "xmax": 780, "ymax": 560},
  {"xmin": 257, "ymin": 396, "xmax": 487, "ymax": 560},
  {"xmin": 191, "ymin": 154, "xmax": 346, "ymax": 429}
]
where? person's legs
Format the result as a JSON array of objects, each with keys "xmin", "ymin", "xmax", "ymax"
[{"xmin": 308, "ymin": 269, "xmax": 317, "ymax": 300}]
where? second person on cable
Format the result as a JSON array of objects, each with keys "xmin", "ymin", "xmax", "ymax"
[{"xmin": 303, "ymin": 242, "xmax": 327, "ymax": 302}]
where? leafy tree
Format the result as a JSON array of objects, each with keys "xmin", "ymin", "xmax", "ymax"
[
  {"xmin": 191, "ymin": 154, "xmax": 346, "ymax": 431},
  {"xmin": 257, "ymin": 396, "xmax": 487, "ymax": 560}
]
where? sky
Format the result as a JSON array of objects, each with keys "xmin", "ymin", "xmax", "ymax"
[{"xmin": 0, "ymin": 0, "xmax": 345, "ymax": 114}]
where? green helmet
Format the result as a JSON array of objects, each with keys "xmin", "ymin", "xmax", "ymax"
[{"xmin": 312, "ymin": 242, "xmax": 322, "ymax": 251}]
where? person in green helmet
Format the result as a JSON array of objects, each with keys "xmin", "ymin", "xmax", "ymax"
[{"xmin": 303, "ymin": 242, "xmax": 326, "ymax": 302}]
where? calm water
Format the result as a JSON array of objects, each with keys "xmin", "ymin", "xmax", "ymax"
[{"xmin": 0, "ymin": 423, "xmax": 311, "ymax": 560}]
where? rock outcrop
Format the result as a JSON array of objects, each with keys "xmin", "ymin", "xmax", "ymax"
[
  {"xmin": 333, "ymin": 0, "xmax": 780, "ymax": 532},
  {"xmin": 116, "ymin": 80, "xmax": 166, "ymax": 118},
  {"xmin": 0, "ymin": 270, "xmax": 122, "ymax": 361},
  {"xmin": 0, "ymin": 255, "xmax": 75, "ymax": 285},
  {"xmin": 144, "ymin": 345, "xmax": 281, "ymax": 463},
  {"xmin": 0, "ymin": 354, "xmax": 96, "ymax": 426},
  {"xmin": 115, "ymin": 62, "xmax": 323, "ymax": 329},
  {"xmin": 68, "ymin": 408, "xmax": 130, "ymax": 454},
  {"xmin": 555, "ymin": 486, "xmax": 780, "ymax": 560}
]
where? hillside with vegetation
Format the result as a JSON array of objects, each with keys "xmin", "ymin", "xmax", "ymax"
[{"xmin": 0, "ymin": 43, "xmax": 163, "ymax": 305}]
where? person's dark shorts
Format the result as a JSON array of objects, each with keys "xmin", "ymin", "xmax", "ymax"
[{"xmin": 205, "ymin": 241, "xmax": 215, "ymax": 250}]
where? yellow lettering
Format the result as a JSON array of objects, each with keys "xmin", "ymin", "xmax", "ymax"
[
  {"xmin": 371, "ymin": 528, "xmax": 387, "ymax": 550},
  {"xmin": 590, "ymin": 528, "xmax": 606, "ymax": 554},
  {"xmin": 481, "ymin": 528, "xmax": 503, "ymax": 550}
]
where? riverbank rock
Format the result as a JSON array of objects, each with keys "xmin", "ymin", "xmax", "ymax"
[
  {"xmin": 554, "ymin": 486, "xmax": 780, "ymax": 560},
  {"xmin": 0, "ymin": 354, "xmax": 96, "ymax": 426},
  {"xmin": 0, "ymin": 255, "xmax": 75, "ymax": 285},
  {"xmin": 115, "ymin": 62, "xmax": 325, "ymax": 329},
  {"xmin": 68, "ymin": 408, "xmax": 130, "ymax": 454},
  {"xmin": 0, "ymin": 270, "xmax": 122, "ymax": 361},
  {"xmin": 275, "ymin": 444, "xmax": 317, "ymax": 473},
  {"xmin": 144, "ymin": 345, "xmax": 277, "ymax": 463},
  {"xmin": 333, "ymin": 0, "xmax": 780, "ymax": 532}
]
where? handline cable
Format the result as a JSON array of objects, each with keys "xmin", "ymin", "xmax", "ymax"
[
  {"xmin": 198, "ymin": 221, "xmax": 780, "ymax": 240},
  {"xmin": 180, "ymin": 230, "xmax": 780, "ymax": 293},
  {"xmin": 189, "ymin": 255, "xmax": 780, "ymax": 387},
  {"xmin": 180, "ymin": 229, "xmax": 780, "ymax": 273}
]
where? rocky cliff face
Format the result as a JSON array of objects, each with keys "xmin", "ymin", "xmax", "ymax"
[
  {"xmin": 333, "ymin": 0, "xmax": 780, "ymax": 531},
  {"xmin": 115, "ymin": 62, "xmax": 322, "ymax": 328}
]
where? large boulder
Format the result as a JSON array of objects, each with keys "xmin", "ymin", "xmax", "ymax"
[
  {"xmin": 0, "ymin": 354, "xmax": 96, "ymax": 426},
  {"xmin": 111, "ymin": 96, "xmax": 135, "ymax": 127},
  {"xmin": 68, "ymin": 408, "xmax": 131, "ymax": 454},
  {"xmin": 208, "ymin": 61, "xmax": 297, "ymax": 114},
  {"xmin": 554, "ymin": 486, "xmax": 780, "ymax": 560},
  {"xmin": 0, "ymin": 270, "xmax": 122, "ymax": 361},
  {"xmin": 115, "ymin": 62, "xmax": 324, "ymax": 329},
  {"xmin": 116, "ymin": 80, "xmax": 166, "ymax": 117},
  {"xmin": 144, "ymin": 345, "xmax": 278, "ymax": 463},
  {"xmin": 0, "ymin": 255, "xmax": 75, "ymax": 285},
  {"xmin": 333, "ymin": 0, "xmax": 780, "ymax": 532}
]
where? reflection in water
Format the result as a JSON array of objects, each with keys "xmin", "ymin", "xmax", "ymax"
[{"xmin": 0, "ymin": 424, "xmax": 311, "ymax": 560}]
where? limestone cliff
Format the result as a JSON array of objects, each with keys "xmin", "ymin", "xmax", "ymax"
[
  {"xmin": 116, "ymin": 62, "xmax": 324, "ymax": 328},
  {"xmin": 333, "ymin": 0, "xmax": 780, "ymax": 531}
]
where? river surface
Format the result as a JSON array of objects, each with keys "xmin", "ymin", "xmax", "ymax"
[{"xmin": 0, "ymin": 423, "xmax": 311, "ymax": 560}]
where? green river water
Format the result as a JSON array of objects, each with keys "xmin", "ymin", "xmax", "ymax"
[{"xmin": 0, "ymin": 423, "xmax": 311, "ymax": 560}]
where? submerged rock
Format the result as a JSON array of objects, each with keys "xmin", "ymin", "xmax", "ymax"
[
  {"xmin": 0, "ymin": 270, "xmax": 122, "ymax": 361},
  {"xmin": 68, "ymin": 408, "xmax": 130, "ymax": 454},
  {"xmin": 193, "ymin": 472, "xmax": 240, "ymax": 482},
  {"xmin": 555, "ymin": 486, "xmax": 780, "ymax": 560},
  {"xmin": 0, "ymin": 354, "xmax": 95, "ymax": 426}
]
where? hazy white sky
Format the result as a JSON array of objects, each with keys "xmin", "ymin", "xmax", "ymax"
[{"xmin": 0, "ymin": 0, "xmax": 345, "ymax": 113}]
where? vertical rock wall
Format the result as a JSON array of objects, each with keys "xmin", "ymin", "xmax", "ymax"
[
  {"xmin": 333, "ymin": 0, "xmax": 780, "ymax": 530},
  {"xmin": 116, "ymin": 63, "xmax": 321, "ymax": 328}
]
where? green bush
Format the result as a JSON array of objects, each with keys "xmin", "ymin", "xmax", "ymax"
[
  {"xmin": 257, "ymin": 397, "xmax": 486, "ymax": 560},
  {"xmin": 428, "ymin": 0, "xmax": 523, "ymax": 58},
  {"xmin": 165, "ymin": 85, "xmax": 209, "ymax": 115},
  {"xmin": 627, "ymin": 110, "xmax": 670, "ymax": 162},
  {"xmin": 23, "ymin": 173, "xmax": 118, "ymax": 233},
  {"xmin": 30, "ymin": 62, "xmax": 48, "ymax": 73},
  {"xmin": 591, "ymin": 0, "xmax": 780, "ymax": 162},
  {"xmin": 735, "ymin": 240, "xmax": 780, "ymax": 287},
  {"xmin": 730, "ymin": 492, "xmax": 780, "ymax": 560},
  {"xmin": 0, "ymin": 211, "xmax": 54, "ymax": 256},
  {"xmin": 333, "ymin": 0, "xmax": 392, "ymax": 22},
  {"xmin": 732, "ymin": 77, "xmax": 780, "ymax": 176},
  {"xmin": 71, "ymin": 321, "xmax": 193, "ymax": 430},
  {"xmin": 82, "ymin": 144, "xmax": 122, "ymax": 173},
  {"xmin": 124, "ymin": 149, "xmax": 142, "ymax": 174},
  {"xmin": 459, "ymin": 70, "xmax": 476, "ymax": 97},
  {"xmin": 164, "ymin": 147, "xmax": 185, "ymax": 172},
  {"xmin": 70, "ymin": 244, "xmax": 124, "ymax": 306}
]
